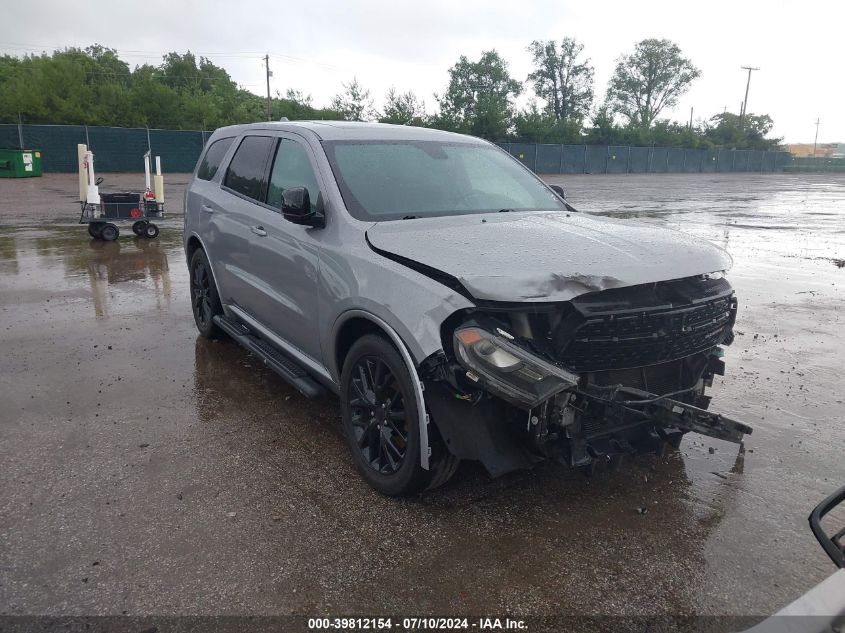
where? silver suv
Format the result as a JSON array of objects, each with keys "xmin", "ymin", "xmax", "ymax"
[{"xmin": 184, "ymin": 121, "xmax": 751, "ymax": 496}]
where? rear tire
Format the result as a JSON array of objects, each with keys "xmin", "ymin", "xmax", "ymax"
[
  {"xmin": 88, "ymin": 222, "xmax": 104, "ymax": 239},
  {"xmin": 132, "ymin": 221, "xmax": 147, "ymax": 236},
  {"xmin": 144, "ymin": 223, "xmax": 160, "ymax": 239},
  {"xmin": 340, "ymin": 334, "xmax": 458, "ymax": 496},
  {"xmin": 189, "ymin": 248, "xmax": 223, "ymax": 339}
]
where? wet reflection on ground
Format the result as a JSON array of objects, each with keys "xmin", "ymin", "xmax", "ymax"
[{"xmin": 0, "ymin": 173, "xmax": 843, "ymax": 620}]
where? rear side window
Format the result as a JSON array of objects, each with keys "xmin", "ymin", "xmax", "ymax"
[
  {"xmin": 223, "ymin": 136, "xmax": 275, "ymax": 201},
  {"xmin": 196, "ymin": 137, "xmax": 234, "ymax": 181}
]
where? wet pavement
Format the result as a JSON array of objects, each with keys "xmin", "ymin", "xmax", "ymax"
[{"xmin": 0, "ymin": 172, "xmax": 843, "ymax": 622}]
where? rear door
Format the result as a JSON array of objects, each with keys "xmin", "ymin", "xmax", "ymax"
[
  {"xmin": 204, "ymin": 134, "xmax": 275, "ymax": 306},
  {"xmin": 185, "ymin": 134, "xmax": 234, "ymax": 253},
  {"xmin": 245, "ymin": 135, "xmax": 324, "ymax": 362}
]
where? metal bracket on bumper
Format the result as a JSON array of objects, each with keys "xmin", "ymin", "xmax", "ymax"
[
  {"xmin": 634, "ymin": 396, "xmax": 752, "ymax": 444},
  {"xmin": 578, "ymin": 385, "xmax": 753, "ymax": 444}
]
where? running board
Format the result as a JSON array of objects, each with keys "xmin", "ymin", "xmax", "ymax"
[{"xmin": 213, "ymin": 315, "xmax": 325, "ymax": 399}]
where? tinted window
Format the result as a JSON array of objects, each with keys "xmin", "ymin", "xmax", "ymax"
[
  {"xmin": 267, "ymin": 139, "xmax": 321, "ymax": 209},
  {"xmin": 323, "ymin": 141, "xmax": 564, "ymax": 221},
  {"xmin": 223, "ymin": 136, "xmax": 274, "ymax": 201},
  {"xmin": 196, "ymin": 137, "xmax": 234, "ymax": 181}
]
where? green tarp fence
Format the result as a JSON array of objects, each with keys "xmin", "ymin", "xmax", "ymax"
[
  {"xmin": 0, "ymin": 124, "xmax": 209, "ymax": 173},
  {"xmin": 0, "ymin": 123, "xmax": 796, "ymax": 174},
  {"xmin": 497, "ymin": 142, "xmax": 792, "ymax": 174},
  {"xmin": 784, "ymin": 157, "xmax": 845, "ymax": 173}
]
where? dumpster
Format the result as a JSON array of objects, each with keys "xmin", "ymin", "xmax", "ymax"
[{"xmin": 0, "ymin": 148, "xmax": 43, "ymax": 178}]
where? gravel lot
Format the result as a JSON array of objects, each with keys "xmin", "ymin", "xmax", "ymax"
[{"xmin": 0, "ymin": 172, "xmax": 843, "ymax": 627}]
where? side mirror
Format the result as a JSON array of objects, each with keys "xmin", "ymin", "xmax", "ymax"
[
  {"xmin": 281, "ymin": 187, "xmax": 324, "ymax": 228},
  {"xmin": 550, "ymin": 184, "xmax": 565, "ymax": 199}
]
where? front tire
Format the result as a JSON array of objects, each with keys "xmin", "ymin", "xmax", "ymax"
[
  {"xmin": 189, "ymin": 248, "xmax": 223, "ymax": 339},
  {"xmin": 340, "ymin": 334, "xmax": 458, "ymax": 496},
  {"xmin": 100, "ymin": 223, "xmax": 119, "ymax": 241}
]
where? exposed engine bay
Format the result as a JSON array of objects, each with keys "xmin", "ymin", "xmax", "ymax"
[{"xmin": 421, "ymin": 273, "xmax": 753, "ymax": 476}]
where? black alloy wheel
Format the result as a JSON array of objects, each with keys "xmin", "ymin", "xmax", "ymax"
[
  {"xmin": 347, "ymin": 354, "xmax": 409, "ymax": 475},
  {"xmin": 340, "ymin": 334, "xmax": 459, "ymax": 497},
  {"xmin": 189, "ymin": 249, "xmax": 223, "ymax": 338}
]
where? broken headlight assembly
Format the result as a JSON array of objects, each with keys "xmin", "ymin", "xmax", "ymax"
[{"xmin": 453, "ymin": 327, "xmax": 579, "ymax": 409}]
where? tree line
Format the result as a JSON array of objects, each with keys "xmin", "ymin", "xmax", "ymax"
[{"xmin": 0, "ymin": 41, "xmax": 780, "ymax": 150}]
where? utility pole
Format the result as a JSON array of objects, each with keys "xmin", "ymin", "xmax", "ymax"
[
  {"xmin": 264, "ymin": 54, "xmax": 272, "ymax": 121},
  {"xmin": 813, "ymin": 118, "xmax": 821, "ymax": 157},
  {"xmin": 689, "ymin": 107, "xmax": 694, "ymax": 130},
  {"xmin": 739, "ymin": 66, "xmax": 760, "ymax": 126}
]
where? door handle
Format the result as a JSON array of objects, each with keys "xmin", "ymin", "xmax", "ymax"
[
  {"xmin": 251, "ymin": 225, "xmax": 267, "ymax": 237},
  {"xmin": 200, "ymin": 204, "xmax": 214, "ymax": 214}
]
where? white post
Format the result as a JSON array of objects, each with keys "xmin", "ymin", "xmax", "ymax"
[
  {"xmin": 77, "ymin": 144, "xmax": 88, "ymax": 202},
  {"xmin": 85, "ymin": 150, "xmax": 101, "ymax": 215},
  {"xmin": 153, "ymin": 156, "xmax": 164, "ymax": 203},
  {"xmin": 144, "ymin": 152, "xmax": 151, "ymax": 191}
]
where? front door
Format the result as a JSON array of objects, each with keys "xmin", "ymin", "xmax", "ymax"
[{"xmin": 246, "ymin": 135, "xmax": 324, "ymax": 363}]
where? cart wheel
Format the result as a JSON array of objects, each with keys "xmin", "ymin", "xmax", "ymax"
[
  {"xmin": 100, "ymin": 224, "xmax": 119, "ymax": 241},
  {"xmin": 144, "ymin": 223, "xmax": 160, "ymax": 239},
  {"xmin": 87, "ymin": 223, "xmax": 104, "ymax": 239},
  {"xmin": 132, "ymin": 221, "xmax": 147, "ymax": 236}
]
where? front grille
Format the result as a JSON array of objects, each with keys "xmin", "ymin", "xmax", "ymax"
[
  {"xmin": 589, "ymin": 360, "xmax": 685, "ymax": 395},
  {"xmin": 556, "ymin": 281, "xmax": 736, "ymax": 372}
]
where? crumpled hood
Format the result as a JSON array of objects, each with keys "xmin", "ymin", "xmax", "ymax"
[{"xmin": 366, "ymin": 211, "xmax": 732, "ymax": 302}]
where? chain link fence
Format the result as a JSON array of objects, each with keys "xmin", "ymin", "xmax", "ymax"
[{"xmin": 0, "ymin": 123, "xmax": 797, "ymax": 174}]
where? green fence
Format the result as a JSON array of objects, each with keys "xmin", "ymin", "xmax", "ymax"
[
  {"xmin": 0, "ymin": 124, "xmax": 210, "ymax": 173},
  {"xmin": 498, "ymin": 142, "xmax": 792, "ymax": 174},
  {"xmin": 0, "ymin": 123, "xmax": 795, "ymax": 174},
  {"xmin": 784, "ymin": 157, "xmax": 845, "ymax": 173}
]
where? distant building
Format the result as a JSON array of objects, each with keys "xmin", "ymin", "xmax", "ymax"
[
  {"xmin": 831, "ymin": 143, "xmax": 845, "ymax": 159},
  {"xmin": 787, "ymin": 143, "xmax": 836, "ymax": 157}
]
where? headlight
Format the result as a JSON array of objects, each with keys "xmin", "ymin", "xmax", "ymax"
[{"xmin": 453, "ymin": 327, "xmax": 579, "ymax": 408}]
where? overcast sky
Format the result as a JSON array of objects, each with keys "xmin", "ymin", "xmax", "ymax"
[{"xmin": 3, "ymin": 0, "xmax": 841, "ymax": 143}]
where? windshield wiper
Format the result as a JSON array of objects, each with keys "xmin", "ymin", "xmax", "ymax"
[
  {"xmin": 401, "ymin": 215, "xmax": 420, "ymax": 220},
  {"xmin": 498, "ymin": 208, "xmax": 514, "ymax": 213}
]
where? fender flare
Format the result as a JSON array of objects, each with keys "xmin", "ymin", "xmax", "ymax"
[
  {"xmin": 185, "ymin": 232, "xmax": 226, "ymax": 314},
  {"xmin": 333, "ymin": 310, "xmax": 431, "ymax": 470}
]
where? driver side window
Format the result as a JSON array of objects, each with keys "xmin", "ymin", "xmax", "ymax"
[{"xmin": 267, "ymin": 139, "xmax": 321, "ymax": 210}]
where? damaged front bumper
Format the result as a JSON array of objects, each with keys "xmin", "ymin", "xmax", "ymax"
[
  {"xmin": 426, "ymin": 345, "xmax": 752, "ymax": 476},
  {"xmin": 423, "ymin": 275, "xmax": 753, "ymax": 476}
]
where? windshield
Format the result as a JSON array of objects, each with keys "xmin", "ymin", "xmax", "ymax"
[{"xmin": 322, "ymin": 140, "xmax": 566, "ymax": 221}]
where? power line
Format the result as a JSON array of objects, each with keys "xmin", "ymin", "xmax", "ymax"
[
  {"xmin": 0, "ymin": 63, "xmax": 263, "ymax": 89},
  {"xmin": 0, "ymin": 41, "xmax": 345, "ymax": 71}
]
